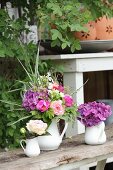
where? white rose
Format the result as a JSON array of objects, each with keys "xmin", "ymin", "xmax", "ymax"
[{"xmin": 26, "ymin": 120, "xmax": 47, "ymax": 135}]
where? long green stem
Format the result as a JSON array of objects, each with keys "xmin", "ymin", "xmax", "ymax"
[
  {"xmin": 7, "ymin": 115, "xmax": 32, "ymax": 126},
  {"xmin": 18, "ymin": 58, "xmax": 33, "ymax": 82},
  {"xmin": 0, "ymin": 100, "xmax": 21, "ymax": 107}
]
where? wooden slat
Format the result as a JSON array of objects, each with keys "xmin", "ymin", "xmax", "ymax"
[{"xmin": 0, "ymin": 125, "xmax": 113, "ymax": 170}]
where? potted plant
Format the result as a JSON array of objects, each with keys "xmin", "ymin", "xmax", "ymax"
[
  {"xmin": 37, "ymin": 0, "xmax": 113, "ymax": 53},
  {"xmin": 77, "ymin": 101, "xmax": 112, "ymax": 145}
]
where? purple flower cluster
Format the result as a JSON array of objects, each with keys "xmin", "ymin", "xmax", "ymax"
[
  {"xmin": 77, "ymin": 101, "xmax": 112, "ymax": 127},
  {"xmin": 22, "ymin": 89, "xmax": 49, "ymax": 111}
]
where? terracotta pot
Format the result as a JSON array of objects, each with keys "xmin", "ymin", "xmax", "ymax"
[
  {"xmin": 74, "ymin": 22, "xmax": 96, "ymax": 40},
  {"xmin": 95, "ymin": 16, "xmax": 113, "ymax": 40}
]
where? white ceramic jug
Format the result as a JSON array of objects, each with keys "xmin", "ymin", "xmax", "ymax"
[
  {"xmin": 20, "ymin": 137, "xmax": 40, "ymax": 157},
  {"xmin": 85, "ymin": 121, "xmax": 106, "ymax": 145},
  {"xmin": 38, "ymin": 119, "xmax": 68, "ymax": 150}
]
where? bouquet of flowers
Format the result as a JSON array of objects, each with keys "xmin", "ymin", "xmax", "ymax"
[
  {"xmin": 77, "ymin": 101, "xmax": 112, "ymax": 127},
  {"xmin": 21, "ymin": 72, "xmax": 78, "ymax": 135}
]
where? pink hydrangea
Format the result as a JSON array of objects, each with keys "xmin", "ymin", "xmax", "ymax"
[
  {"xmin": 36, "ymin": 100, "xmax": 50, "ymax": 112},
  {"xmin": 64, "ymin": 94, "xmax": 74, "ymax": 107},
  {"xmin": 50, "ymin": 100, "xmax": 65, "ymax": 115}
]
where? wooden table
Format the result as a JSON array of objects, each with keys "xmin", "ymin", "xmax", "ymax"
[{"xmin": 0, "ymin": 125, "xmax": 113, "ymax": 170}]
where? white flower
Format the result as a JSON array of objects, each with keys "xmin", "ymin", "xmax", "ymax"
[
  {"xmin": 48, "ymin": 83, "xmax": 53, "ymax": 90},
  {"xmin": 47, "ymin": 72, "xmax": 54, "ymax": 82},
  {"xmin": 60, "ymin": 92, "xmax": 64, "ymax": 97},
  {"xmin": 26, "ymin": 120, "xmax": 47, "ymax": 135}
]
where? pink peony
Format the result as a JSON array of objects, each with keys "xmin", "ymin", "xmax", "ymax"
[
  {"xmin": 50, "ymin": 100, "xmax": 65, "ymax": 115},
  {"xmin": 36, "ymin": 100, "xmax": 50, "ymax": 112},
  {"xmin": 64, "ymin": 94, "xmax": 74, "ymax": 107}
]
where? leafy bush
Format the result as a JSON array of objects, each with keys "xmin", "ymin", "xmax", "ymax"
[{"xmin": 0, "ymin": 76, "xmax": 25, "ymax": 148}]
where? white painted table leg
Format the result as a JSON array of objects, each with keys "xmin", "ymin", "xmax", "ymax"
[
  {"xmin": 63, "ymin": 72, "xmax": 85, "ymax": 136},
  {"xmin": 63, "ymin": 72, "xmax": 87, "ymax": 170},
  {"xmin": 96, "ymin": 159, "xmax": 107, "ymax": 170}
]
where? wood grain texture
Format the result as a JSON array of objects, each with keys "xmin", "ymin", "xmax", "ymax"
[{"xmin": 0, "ymin": 124, "xmax": 113, "ymax": 170}]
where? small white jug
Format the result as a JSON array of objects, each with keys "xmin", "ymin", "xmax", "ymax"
[
  {"xmin": 85, "ymin": 121, "xmax": 106, "ymax": 145},
  {"xmin": 20, "ymin": 137, "xmax": 40, "ymax": 157}
]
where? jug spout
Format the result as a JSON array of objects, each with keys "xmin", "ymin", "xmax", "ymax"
[{"xmin": 60, "ymin": 122, "xmax": 68, "ymax": 139}]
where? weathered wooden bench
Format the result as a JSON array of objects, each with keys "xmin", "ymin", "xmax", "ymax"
[{"xmin": 0, "ymin": 124, "xmax": 113, "ymax": 170}]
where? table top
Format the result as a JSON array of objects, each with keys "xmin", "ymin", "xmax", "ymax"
[
  {"xmin": 40, "ymin": 52, "xmax": 113, "ymax": 60},
  {"xmin": 0, "ymin": 124, "xmax": 113, "ymax": 170}
]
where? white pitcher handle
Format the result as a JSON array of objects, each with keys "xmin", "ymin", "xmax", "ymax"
[
  {"xmin": 60, "ymin": 122, "xmax": 68, "ymax": 139},
  {"xmin": 20, "ymin": 139, "xmax": 26, "ymax": 151}
]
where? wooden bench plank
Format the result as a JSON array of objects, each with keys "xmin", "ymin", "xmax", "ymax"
[{"xmin": 0, "ymin": 124, "xmax": 113, "ymax": 170}]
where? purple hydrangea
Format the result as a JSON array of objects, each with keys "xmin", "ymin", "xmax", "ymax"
[
  {"xmin": 22, "ymin": 90, "xmax": 39, "ymax": 111},
  {"xmin": 77, "ymin": 101, "xmax": 112, "ymax": 127},
  {"xmin": 22, "ymin": 89, "xmax": 49, "ymax": 111}
]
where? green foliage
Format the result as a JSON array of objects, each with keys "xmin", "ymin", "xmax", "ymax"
[
  {"xmin": 37, "ymin": 0, "xmax": 113, "ymax": 52},
  {"xmin": 0, "ymin": 76, "xmax": 27, "ymax": 148},
  {"xmin": 0, "ymin": 5, "xmax": 38, "ymax": 64},
  {"xmin": 37, "ymin": 0, "xmax": 92, "ymax": 52},
  {"xmin": 0, "ymin": 2, "xmax": 49, "ymax": 149},
  {"xmin": 82, "ymin": 0, "xmax": 113, "ymax": 19}
]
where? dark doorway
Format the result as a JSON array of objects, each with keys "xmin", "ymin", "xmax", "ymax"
[{"xmin": 90, "ymin": 162, "xmax": 113, "ymax": 170}]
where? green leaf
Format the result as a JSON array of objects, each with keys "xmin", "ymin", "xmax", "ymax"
[
  {"xmin": 8, "ymin": 128, "xmax": 14, "ymax": 137},
  {"xmin": 61, "ymin": 42, "xmax": 67, "ymax": 49},
  {"xmin": 51, "ymin": 29, "xmax": 62, "ymax": 40},
  {"xmin": 47, "ymin": 3, "xmax": 62, "ymax": 16},
  {"xmin": 31, "ymin": 110, "xmax": 37, "ymax": 116},
  {"xmin": 0, "ymin": 50, "xmax": 5, "ymax": 57},
  {"xmin": 70, "ymin": 24, "xmax": 85, "ymax": 32}
]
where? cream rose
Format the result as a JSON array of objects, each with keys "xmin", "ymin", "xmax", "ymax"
[{"xmin": 26, "ymin": 120, "xmax": 47, "ymax": 135}]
